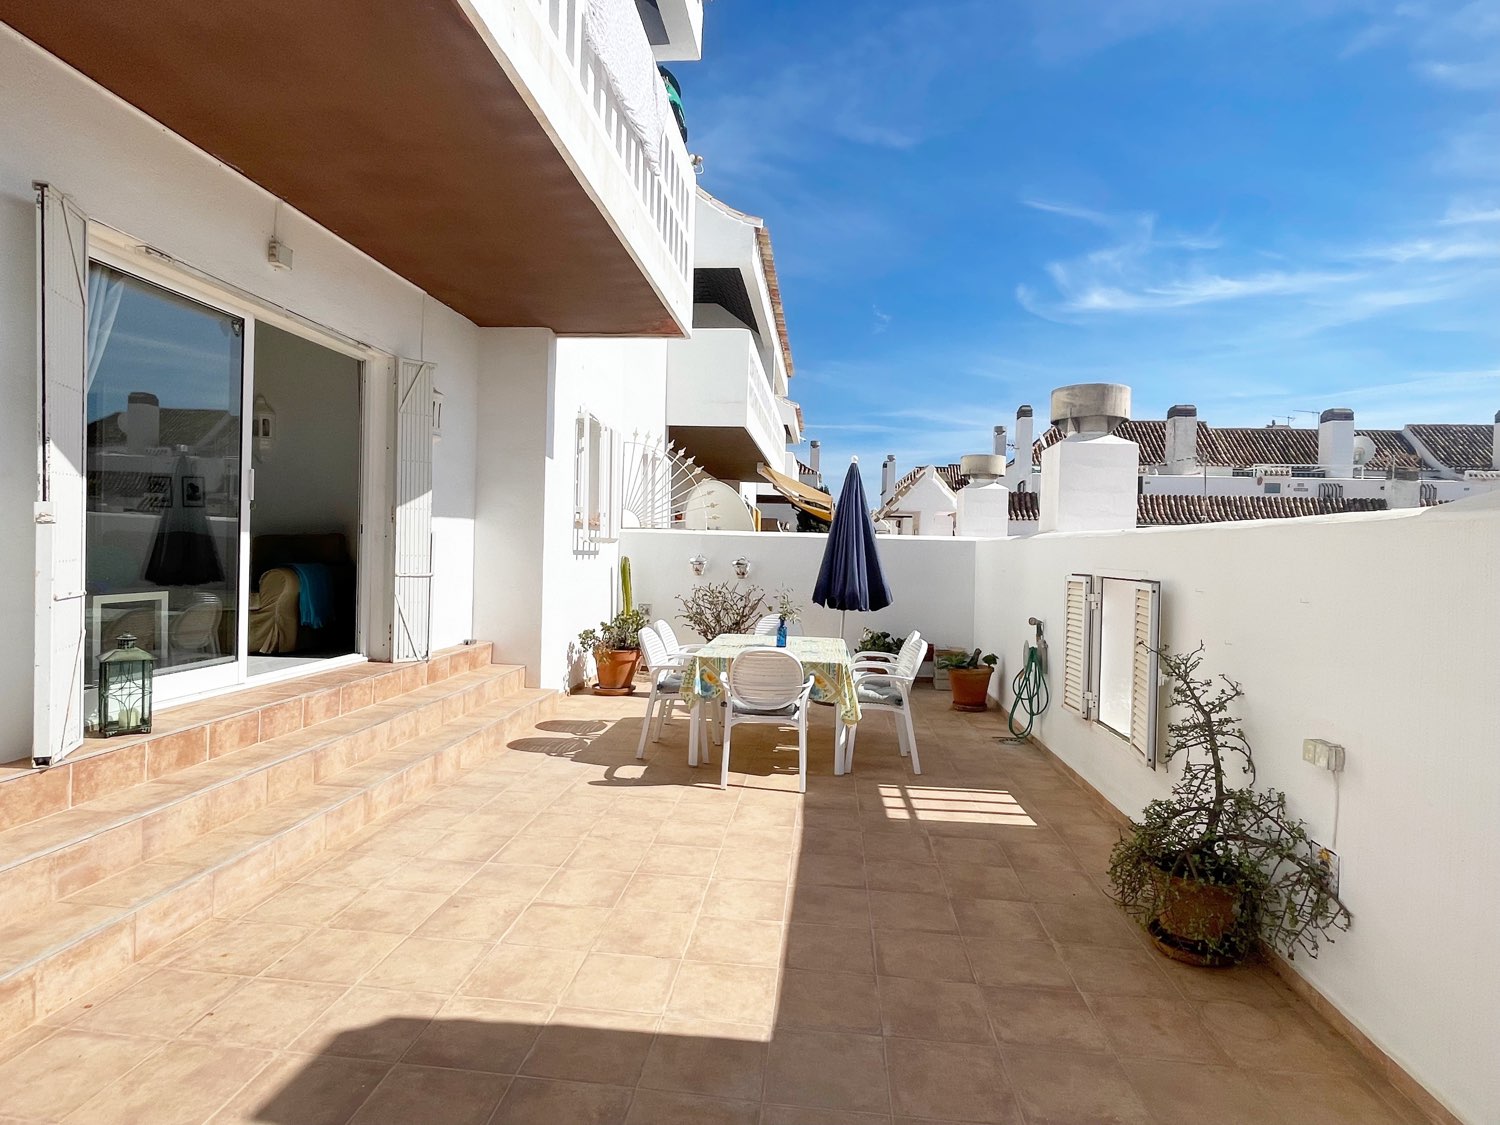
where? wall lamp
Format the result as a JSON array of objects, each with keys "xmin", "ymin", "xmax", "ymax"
[
  {"xmin": 688, "ymin": 554, "xmax": 707, "ymax": 576},
  {"xmin": 732, "ymin": 556, "xmax": 750, "ymax": 579}
]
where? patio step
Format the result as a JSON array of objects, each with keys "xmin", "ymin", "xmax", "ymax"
[
  {"xmin": 0, "ymin": 660, "xmax": 524, "ymax": 920},
  {"xmin": 0, "ymin": 680, "xmax": 555, "ymax": 1040},
  {"xmin": 0, "ymin": 642, "xmax": 495, "ymax": 835}
]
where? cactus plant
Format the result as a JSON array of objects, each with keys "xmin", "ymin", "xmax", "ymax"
[{"xmin": 620, "ymin": 556, "xmax": 634, "ymax": 615}]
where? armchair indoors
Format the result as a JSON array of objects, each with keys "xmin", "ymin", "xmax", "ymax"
[{"xmin": 247, "ymin": 532, "xmax": 356, "ymax": 655}]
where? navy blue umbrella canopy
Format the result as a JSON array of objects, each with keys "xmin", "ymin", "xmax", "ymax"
[{"xmin": 814, "ymin": 459, "xmax": 893, "ymax": 615}]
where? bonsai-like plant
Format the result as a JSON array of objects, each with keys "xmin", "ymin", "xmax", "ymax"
[
  {"xmin": 773, "ymin": 589, "xmax": 801, "ymax": 624},
  {"xmin": 938, "ymin": 648, "xmax": 997, "ymax": 670},
  {"xmin": 676, "ymin": 581, "xmax": 765, "ymax": 641},
  {"xmin": 858, "ymin": 629, "xmax": 906, "ymax": 655},
  {"xmin": 1108, "ymin": 645, "xmax": 1351, "ymax": 965},
  {"xmin": 578, "ymin": 607, "xmax": 648, "ymax": 654}
]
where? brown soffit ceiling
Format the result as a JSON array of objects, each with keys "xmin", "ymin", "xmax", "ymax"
[{"xmin": 1, "ymin": 1, "xmax": 682, "ymax": 335}]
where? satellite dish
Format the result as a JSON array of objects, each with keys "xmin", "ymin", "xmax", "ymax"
[
  {"xmin": 680, "ymin": 479, "xmax": 756, "ymax": 532},
  {"xmin": 1352, "ymin": 435, "xmax": 1377, "ymax": 468}
]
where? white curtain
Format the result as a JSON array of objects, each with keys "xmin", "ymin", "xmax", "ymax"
[
  {"xmin": 583, "ymin": 0, "xmax": 667, "ymax": 172},
  {"xmin": 85, "ymin": 265, "xmax": 124, "ymax": 391}
]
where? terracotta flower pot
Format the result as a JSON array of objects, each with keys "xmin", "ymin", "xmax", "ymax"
[
  {"xmin": 947, "ymin": 666, "xmax": 992, "ymax": 712},
  {"xmin": 1147, "ymin": 869, "xmax": 1245, "ymax": 967},
  {"xmin": 592, "ymin": 648, "xmax": 641, "ymax": 696}
]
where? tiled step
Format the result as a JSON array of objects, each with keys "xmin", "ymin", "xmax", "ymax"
[
  {"xmin": 0, "ymin": 685, "xmax": 556, "ymax": 1039},
  {"xmin": 0, "ymin": 642, "xmax": 495, "ymax": 834},
  {"xmin": 0, "ymin": 663, "xmax": 525, "ymax": 920}
]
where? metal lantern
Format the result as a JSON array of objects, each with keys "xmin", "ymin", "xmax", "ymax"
[{"xmin": 99, "ymin": 634, "xmax": 154, "ymax": 737}]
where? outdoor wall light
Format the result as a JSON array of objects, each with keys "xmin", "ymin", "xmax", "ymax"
[
  {"xmin": 732, "ymin": 556, "xmax": 750, "ymax": 578},
  {"xmin": 688, "ymin": 554, "xmax": 707, "ymax": 576},
  {"xmin": 252, "ymin": 394, "xmax": 277, "ymax": 462}
]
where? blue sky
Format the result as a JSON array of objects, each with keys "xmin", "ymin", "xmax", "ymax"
[{"xmin": 685, "ymin": 0, "xmax": 1500, "ymax": 480}]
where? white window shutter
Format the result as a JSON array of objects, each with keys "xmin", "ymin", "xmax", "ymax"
[
  {"xmin": 1129, "ymin": 581, "xmax": 1162, "ymax": 767},
  {"xmin": 1063, "ymin": 574, "xmax": 1094, "ymax": 719},
  {"xmin": 33, "ymin": 184, "xmax": 89, "ymax": 766},
  {"xmin": 393, "ymin": 358, "xmax": 434, "ymax": 662}
]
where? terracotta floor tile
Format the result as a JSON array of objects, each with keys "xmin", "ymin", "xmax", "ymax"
[
  {"xmin": 463, "ymin": 944, "xmax": 587, "ymax": 1004},
  {"xmin": 940, "ymin": 862, "xmax": 1029, "ymax": 902},
  {"xmin": 1002, "ymin": 1046, "xmax": 1152, "ymax": 1125},
  {"xmin": 537, "ymin": 867, "xmax": 633, "ymax": 908},
  {"xmin": 796, "ymin": 852, "xmax": 868, "ymax": 888},
  {"xmin": 983, "ymin": 985, "xmax": 1110, "ymax": 1051},
  {"xmin": 292, "ymin": 986, "xmax": 444, "ymax": 1061},
  {"xmin": 704, "ymin": 878, "xmax": 791, "ymax": 923},
  {"xmin": 183, "ymin": 977, "xmax": 346, "ymax": 1049},
  {"xmin": 640, "ymin": 1020, "xmax": 768, "ymax": 1101},
  {"xmin": 328, "ymin": 887, "xmax": 449, "ymax": 934},
  {"xmin": 764, "ymin": 1029, "xmax": 890, "ymax": 1115},
  {"xmin": 868, "ymin": 890, "xmax": 958, "ymax": 933},
  {"xmin": 640, "ymin": 843, "xmax": 719, "ymax": 877},
  {"xmin": 595, "ymin": 908, "xmax": 698, "ymax": 959},
  {"xmin": 1014, "ymin": 867, "xmax": 1103, "ymax": 904},
  {"xmin": 169, "ymin": 920, "xmax": 311, "ymax": 976},
  {"xmin": 0, "ymin": 1028, "xmax": 163, "ymax": 1120},
  {"xmin": 348, "ymin": 1063, "xmax": 511, "ymax": 1125},
  {"xmin": 402, "ymin": 995, "xmax": 547, "ymax": 1074},
  {"xmin": 414, "ymin": 894, "xmax": 526, "ymax": 942},
  {"xmin": 74, "ymin": 968, "xmax": 242, "ymax": 1038},
  {"xmin": 494, "ymin": 836, "xmax": 578, "ymax": 867},
  {"xmin": 877, "ymin": 976, "xmax": 994, "ymax": 1044},
  {"xmin": 459, "ymin": 862, "xmax": 555, "ymax": 901},
  {"xmin": 686, "ymin": 916, "xmax": 785, "ymax": 968},
  {"xmin": 1198, "ymin": 999, "xmax": 1360, "ymax": 1074},
  {"xmin": 1032, "ymin": 900, "xmax": 1140, "ymax": 948},
  {"xmin": 1056, "ymin": 942, "xmax": 1179, "ymax": 998},
  {"xmin": 788, "ymin": 885, "xmax": 871, "ymax": 928},
  {"xmin": 207, "ymin": 1052, "xmax": 391, "ymax": 1125},
  {"xmin": 245, "ymin": 881, "xmax": 363, "ymax": 926},
  {"xmin": 760, "ymin": 1108, "xmax": 893, "ymax": 1125},
  {"xmin": 885, "ymin": 1037, "xmax": 1017, "ymax": 1124},
  {"xmin": 264, "ymin": 928, "xmax": 405, "ymax": 985},
  {"xmin": 668, "ymin": 961, "xmax": 779, "ymax": 1026},
  {"xmin": 785, "ymin": 923, "xmax": 875, "ymax": 975},
  {"xmin": 626, "ymin": 1088, "xmax": 759, "ymax": 1125},
  {"xmin": 378, "ymin": 857, "xmax": 482, "ymax": 894},
  {"xmin": 361, "ymin": 935, "xmax": 489, "ymax": 994},
  {"xmin": 1250, "ymin": 1070, "xmax": 1422, "ymax": 1125},
  {"xmin": 562, "ymin": 952, "xmax": 679, "ymax": 1013},
  {"xmin": 502, "ymin": 902, "xmax": 612, "ymax": 950},
  {"xmin": 930, "ymin": 836, "xmax": 1008, "ymax": 867},
  {"xmin": 950, "ymin": 898, "xmax": 1049, "ymax": 942},
  {"xmin": 62, "ymin": 1041, "xmax": 272, "ymax": 1124},
  {"xmin": 872, "ymin": 930, "xmax": 973, "ymax": 982},
  {"xmin": 1122, "ymin": 1059, "xmax": 1284, "ymax": 1125},
  {"xmin": 618, "ymin": 873, "xmax": 710, "ymax": 914},
  {"xmin": 1088, "ymin": 994, "xmax": 1229, "ymax": 1063},
  {"xmin": 490, "ymin": 1076, "xmax": 632, "ymax": 1125},
  {"xmin": 518, "ymin": 1007, "xmax": 656, "ymax": 1085},
  {"xmin": 964, "ymin": 938, "xmax": 1076, "ymax": 991},
  {"xmin": 717, "ymin": 848, "xmax": 794, "ymax": 884},
  {"xmin": 775, "ymin": 969, "xmax": 882, "ymax": 1034}
]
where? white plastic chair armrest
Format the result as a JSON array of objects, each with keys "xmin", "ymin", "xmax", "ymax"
[
  {"xmin": 852, "ymin": 660, "xmax": 910, "ymax": 675},
  {"xmin": 852, "ymin": 650, "xmax": 897, "ymax": 663}
]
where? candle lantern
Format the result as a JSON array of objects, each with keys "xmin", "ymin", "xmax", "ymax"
[{"xmin": 99, "ymin": 634, "xmax": 154, "ymax": 736}]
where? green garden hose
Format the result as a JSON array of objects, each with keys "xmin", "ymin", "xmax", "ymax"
[{"xmin": 1007, "ymin": 642, "xmax": 1050, "ymax": 740}]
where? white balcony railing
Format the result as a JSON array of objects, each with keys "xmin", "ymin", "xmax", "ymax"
[
  {"xmin": 667, "ymin": 328, "xmax": 787, "ymax": 471},
  {"xmin": 528, "ymin": 0, "xmax": 694, "ymax": 288}
]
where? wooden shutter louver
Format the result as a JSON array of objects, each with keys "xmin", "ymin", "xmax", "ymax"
[
  {"xmin": 1129, "ymin": 581, "xmax": 1162, "ymax": 767},
  {"xmin": 1063, "ymin": 575, "xmax": 1093, "ymax": 718},
  {"xmin": 393, "ymin": 358, "xmax": 434, "ymax": 662},
  {"xmin": 33, "ymin": 184, "xmax": 89, "ymax": 766}
]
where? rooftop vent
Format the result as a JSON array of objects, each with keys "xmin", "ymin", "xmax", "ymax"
[
  {"xmin": 1050, "ymin": 383, "xmax": 1130, "ymax": 437},
  {"xmin": 959, "ymin": 454, "xmax": 1005, "ymax": 485}
]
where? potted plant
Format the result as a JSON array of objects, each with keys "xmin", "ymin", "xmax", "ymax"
[
  {"xmin": 857, "ymin": 629, "xmax": 906, "ymax": 655},
  {"xmin": 772, "ymin": 589, "xmax": 801, "ymax": 647},
  {"xmin": 1108, "ymin": 645, "xmax": 1352, "ymax": 967},
  {"xmin": 578, "ymin": 607, "xmax": 648, "ymax": 695},
  {"xmin": 676, "ymin": 581, "xmax": 765, "ymax": 641},
  {"xmin": 938, "ymin": 649, "xmax": 996, "ymax": 711}
]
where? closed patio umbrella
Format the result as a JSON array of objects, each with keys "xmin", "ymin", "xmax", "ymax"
[{"xmin": 813, "ymin": 458, "xmax": 892, "ymax": 642}]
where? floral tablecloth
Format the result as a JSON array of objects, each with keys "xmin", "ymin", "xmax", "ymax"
[{"xmin": 684, "ymin": 634, "xmax": 861, "ymax": 725}]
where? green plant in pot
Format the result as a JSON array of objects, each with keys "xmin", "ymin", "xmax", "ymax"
[
  {"xmin": 579, "ymin": 557, "xmax": 648, "ymax": 695},
  {"xmin": 938, "ymin": 648, "xmax": 996, "ymax": 712},
  {"xmin": 1108, "ymin": 645, "xmax": 1352, "ymax": 967},
  {"xmin": 858, "ymin": 629, "xmax": 906, "ymax": 655}
]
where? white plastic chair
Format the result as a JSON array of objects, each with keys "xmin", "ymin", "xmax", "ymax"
[
  {"xmin": 753, "ymin": 613, "xmax": 803, "ymax": 637},
  {"xmin": 721, "ymin": 648, "xmax": 815, "ymax": 792},
  {"xmin": 654, "ymin": 619, "xmax": 702, "ymax": 657},
  {"xmin": 636, "ymin": 627, "xmax": 693, "ymax": 760},
  {"xmin": 844, "ymin": 631, "xmax": 923, "ymax": 776}
]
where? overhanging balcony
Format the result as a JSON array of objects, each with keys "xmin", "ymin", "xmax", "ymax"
[
  {"xmin": 1, "ymin": 0, "xmax": 694, "ymax": 335},
  {"xmin": 667, "ymin": 328, "xmax": 786, "ymax": 482}
]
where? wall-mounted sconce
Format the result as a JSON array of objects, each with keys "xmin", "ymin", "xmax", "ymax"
[
  {"xmin": 267, "ymin": 236, "xmax": 293, "ymax": 271},
  {"xmin": 432, "ymin": 387, "xmax": 445, "ymax": 442},
  {"xmin": 732, "ymin": 556, "xmax": 750, "ymax": 579},
  {"xmin": 688, "ymin": 554, "xmax": 707, "ymax": 576},
  {"xmin": 252, "ymin": 393, "xmax": 277, "ymax": 462}
]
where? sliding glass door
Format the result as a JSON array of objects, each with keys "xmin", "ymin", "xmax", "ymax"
[{"xmin": 84, "ymin": 263, "xmax": 249, "ymax": 700}]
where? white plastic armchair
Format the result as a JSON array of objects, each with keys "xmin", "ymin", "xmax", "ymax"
[
  {"xmin": 845, "ymin": 631, "xmax": 924, "ymax": 775},
  {"xmin": 721, "ymin": 648, "xmax": 816, "ymax": 792},
  {"xmin": 636, "ymin": 626, "xmax": 692, "ymax": 760},
  {"xmin": 654, "ymin": 619, "xmax": 702, "ymax": 656}
]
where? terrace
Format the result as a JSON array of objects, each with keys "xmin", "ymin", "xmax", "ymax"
[{"xmin": 0, "ymin": 690, "xmax": 1424, "ymax": 1125}]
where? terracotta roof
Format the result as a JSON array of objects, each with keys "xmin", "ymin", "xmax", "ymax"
[
  {"xmin": 935, "ymin": 463, "xmax": 969, "ymax": 491},
  {"xmin": 875, "ymin": 465, "xmax": 955, "ymax": 518},
  {"xmin": 1032, "ymin": 422, "xmax": 1422, "ymax": 471},
  {"xmin": 1407, "ymin": 424, "xmax": 1494, "ymax": 472},
  {"xmin": 1007, "ymin": 492, "xmax": 1388, "ymax": 525}
]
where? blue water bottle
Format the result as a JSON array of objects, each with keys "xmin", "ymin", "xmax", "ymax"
[{"xmin": 776, "ymin": 617, "xmax": 788, "ymax": 647}]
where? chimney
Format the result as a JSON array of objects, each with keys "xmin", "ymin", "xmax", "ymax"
[
  {"xmin": 1038, "ymin": 383, "xmax": 1138, "ymax": 533},
  {"xmin": 1014, "ymin": 411, "xmax": 1038, "ymax": 489},
  {"xmin": 881, "ymin": 454, "xmax": 897, "ymax": 501},
  {"xmin": 1318, "ymin": 408, "xmax": 1355, "ymax": 478},
  {"xmin": 956, "ymin": 454, "xmax": 1010, "ymax": 537},
  {"xmin": 125, "ymin": 391, "xmax": 160, "ymax": 453},
  {"xmin": 1493, "ymin": 410, "xmax": 1499, "ymax": 470},
  {"xmin": 993, "ymin": 425, "xmax": 1007, "ymax": 457},
  {"xmin": 808, "ymin": 440, "xmax": 821, "ymax": 474},
  {"xmin": 1164, "ymin": 404, "xmax": 1198, "ymax": 474}
]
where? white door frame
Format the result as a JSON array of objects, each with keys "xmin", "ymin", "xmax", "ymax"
[{"xmin": 86, "ymin": 226, "xmax": 397, "ymax": 699}]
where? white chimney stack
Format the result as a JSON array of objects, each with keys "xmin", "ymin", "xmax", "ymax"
[
  {"xmin": 1164, "ymin": 404, "xmax": 1198, "ymax": 474},
  {"xmin": 125, "ymin": 391, "xmax": 160, "ymax": 453},
  {"xmin": 1492, "ymin": 410, "xmax": 1499, "ymax": 470},
  {"xmin": 1039, "ymin": 384, "xmax": 1139, "ymax": 533},
  {"xmin": 1318, "ymin": 408, "xmax": 1355, "ymax": 478},
  {"xmin": 881, "ymin": 454, "xmax": 897, "ymax": 501},
  {"xmin": 1013, "ymin": 405, "xmax": 1034, "ymax": 487},
  {"xmin": 808, "ymin": 440, "xmax": 821, "ymax": 474},
  {"xmin": 993, "ymin": 425, "xmax": 1007, "ymax": 457}
]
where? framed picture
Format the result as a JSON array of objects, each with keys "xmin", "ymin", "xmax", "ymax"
[
  {"xmin": 181, "ymin": 475, "xmax": 206, "ymax": 508},
  {"xmin": 140, "ymin": 474, "xmax": 173, "ymax": 511},
  {"xmin": 91, "ymin": 591, "xmax": 170, "ymax": 668}
]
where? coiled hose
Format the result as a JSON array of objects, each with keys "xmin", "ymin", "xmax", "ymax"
[{"xmin": 1007, "ymin": 643, "xmax": 1050, "ymax": 740}]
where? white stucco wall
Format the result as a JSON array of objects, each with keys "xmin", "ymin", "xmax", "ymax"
[{"xmin": 0, "ymin": 28, "xmax": 484, "ymax": 751}]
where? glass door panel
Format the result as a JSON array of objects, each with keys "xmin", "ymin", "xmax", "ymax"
[{"xmin": 85, "ymin": 263, "xmax": 246, "ymax": 700}]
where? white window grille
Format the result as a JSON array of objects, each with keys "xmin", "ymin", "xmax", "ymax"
[{"xmin": 574, "ymin": 411, "xmax": 621, "ymax": 551}]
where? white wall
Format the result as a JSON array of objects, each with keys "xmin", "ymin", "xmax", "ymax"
[
  {"xmin": 976, "ymin": 498, "xmax": 1500, "ymax": 1125},
  {"xmin": 251, "ymin": 325, "xmax": 361, "ymax": 551},
  {"xmin": 619, "ymin": 529, "xmax": 977, "ymax": 653},
  {"xmin": 0, "ymin": 28, "xmax": 485, "ymax": 753}
]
